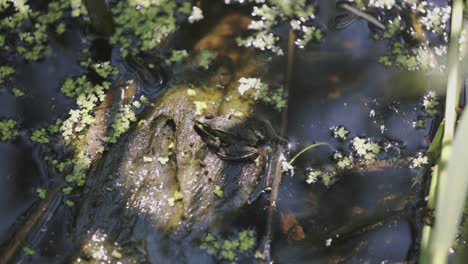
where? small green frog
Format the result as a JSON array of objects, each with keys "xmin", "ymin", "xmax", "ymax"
[{"xmin": 195, "ymin": 114, "xmax": 284, "ymax": 161}]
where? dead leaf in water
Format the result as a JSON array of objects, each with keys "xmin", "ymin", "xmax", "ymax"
[
  {"xmin": 281, "ymin": 211, "xmax": 306, "ymax": 241},
  {"xmin": 195, "ymin": 14, "xmax": 251, "ymax": 64}
]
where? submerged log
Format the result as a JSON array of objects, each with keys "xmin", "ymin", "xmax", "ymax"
[{"xmin": 83, "ymin": 0, "xmax": 115, "ymax": 36}]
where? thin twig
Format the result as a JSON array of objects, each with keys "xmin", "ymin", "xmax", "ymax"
[
  {"xmin": 337, "ymin": 3, "xmax": 386, "ymax": 30},
  {"xmin": 261, "ymin": 145, "xmax": 285, "ymax": 263},
  {"xmin": 261, "ymin": 28, "xmax": 296, "ymax": 263},
  {"xmin": 280, "ymin": 29, "xmax": 295, "ymax": 137}
]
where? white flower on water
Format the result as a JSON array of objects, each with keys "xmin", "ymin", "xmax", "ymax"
[
  {"xmin": 410, "ymin": 154, "xmax": 429, "ymax": 168},
  {"xmin": 368, "ymin": 0, "xmax": 395, "ymax": 9},
  {"xmin": 290, "ymin": 20, "xmax": 301, "ymax": 30},
  {"xmin": 333, "ymin": 126, "xmax": 349, "ymax": 139},
  {"xmin": 423, "ymin": 90, "xmax": 439, "ymax": 116},
  {"xmin": 188, "ymin": 6, "xmax": 204, "ymax": 23},
  {"xmin": 238, "ymin": 77, "xmax": 266, "ymax": 95},
  {"xmin": 248, "ymin": 20, "xmax": 266, "ymax": 30},
  {"xmin": 351, "ymin": 137, "xmax": 380, "ymax": 162},
  {"xmin": 280, "ymin": 154, "xmax": 294, "ymax": 176},
  {"xmin": 306, "ymin": 170, "xmax": 322, "ymax": 184}
]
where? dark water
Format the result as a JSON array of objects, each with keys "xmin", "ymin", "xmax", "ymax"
[{"xmin": 0, "ymin": 0, "xmax": 447, "ymax": 263}]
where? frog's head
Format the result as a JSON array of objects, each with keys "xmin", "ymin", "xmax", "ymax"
[{"xmin": 194, "ymin": 114, "xmax": 233, "ymax": 141}]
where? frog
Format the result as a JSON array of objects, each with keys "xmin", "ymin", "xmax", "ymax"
[{"xmin": 194, "ymin": 114, "xmax": 282, "ymax": 161}]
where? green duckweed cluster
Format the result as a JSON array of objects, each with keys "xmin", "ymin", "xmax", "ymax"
[
  {"xmin": 422, "ymin": 90, "xmax": 440, "ymax": 116},
  {"xmin": 22, "ymin": 246, "xmax": 35, "ymax": 256},
  {"xmin": 0, "ymin": 119, "xmax": 19, "ymax": 141},
  {"xmin": 237, "ymin": 77, "xmax": 287, "ymax": 111},
  {"xmin": 31, "ymin": 128, "xmax": 50, "ymax": 144},
  {"xmin": 55, "ymin": 56, "xmax": 122, "ymax": 188},
  {"xmin": 254, "ymin": 83, "xmax": 287, "ymax": 111},
  {"xmin": 165, "ymin": 50, "xmax": 189, "ymax": 65},
  {"xmin": 201, "ymin": 230, "xmax": 257, "ymax": 263},
  {"xmin": 0, "ymin": 0, "xmax": 74, "ymax": 61},
  {"xmin": 104, "ymin": 104, "xmax": 137, "ymax": 144},
  {"xmin": 306, "ymin": 169, "xmax": 336, "ymax": 187},
  {"xmin": 12, "ymin": 87, "xmax": 25, "ymax": 97},
  {"xmin": 110, "ymin": 0, "xmax": 193, "ymax": 57},
  {"xmin": 230, "ymin": 0, "xmax": 321, "ymax": 54},
  {"xmin": 167, "ymin": 190, "xmax": 184, "ymax": 207},
  {"xmin": 70, "ymin": 0, "xmax": 87, "ymax": 17},
  {"xmin": 92, "ymin": 62, "xmax": 120, "ymax": 78},
  {"xmin": 60, "ymin": 76, "xmax": 110, "ymax": 140},
  {"xmin": 379, "ymin": 42, "xmax": 419, "ymax": 69},
  {"xmin": 0, "ymin": 66, "xmax": 15, "ymax": 85},
  {"xmin": 196, "ymin": 49, "xmax": 217, "ymax": 69},
  {"xmin": 214, "ymin": 185, "xmax": 224, "ymax": 198},
  {"xmin": 36, "ymin": 188, "xmax": 47, "ymax": 199},
  {"xmin": 357, "ymin": 1, "xmax": 451, "ymax": 70}
]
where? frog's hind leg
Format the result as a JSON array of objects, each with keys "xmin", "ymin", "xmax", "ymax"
[{"xmin": 247, "ymin": 150, "xmax": 275, "ymax": 204}]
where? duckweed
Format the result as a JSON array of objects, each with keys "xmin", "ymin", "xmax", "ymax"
[
  {"xmin": 110, "ymin": 0, "xmax": 192, "ymax": 57},
  {"xmin": 143, "ymin": 156, "xmax": 153, "ymax": 163},
  {"xmin": 65, "ymin": 200, "xmax": 75, "ymax": 207},
  {"xmin": 0, "ymin": 0, "xmax": 74, "ymax": 61},
  {"xmin": 62, "ymin": 186, "xmax": 73, "ymax": 195},
  {"xmin": 12, "ymin": 87, "xmax": 25, "ymax": 97},
  {"xmin": 0, "ymin": 66, "xmax": 14, "ymax": 85},
  {"xmin": 214, "ymin": 185, "xmax": 224, "ymax": 198},
  {"xmin": 93, "ymin": 62, "xmax": 119, "ymax": 79},
  {"xmin": 351, "ymin": 137, "xmax": 381, "ymax": 163},
  {"xmin": 165, "ymin": 50, "xmax": 189, "ymax": 65},
  {"xmin": 22, "ymin": 246, "xmax": 35, "ymax": 256},
  {"xmin": 383, "ymin": 18, "xmax": 401, "ymax": 39},
  {"xmin": 188, "ymin": 6, "xmax": 204, "ymax": 24},
  {"xmin": 158, "ymin": 157, "xmax": 169, "ymax": 164},
  {"xmin": 111, "ymin": 249, "xmax": 123, "ymax": 259},
  {"xmin": 0, "ymin": 119, "xmax": 19, "ymax": 141},
  {"xmin": 201, "ymin": 230, "xmax": 257, "ymax": 262},
  {"xmin": 237, "ymin": 77, "xmax": 286, "ymax": 110},
  {"xmin": 168, "ymin": 190, "xmax": 184, "ymax": 207},
  {"xmin": 36, "ymin": 188, "xmax": 47, "ymax": 199},
  {"xmin": 194, "ymin": 101, "xmax": 208, "ymax": 116},
  {"xmin": 197, "ymin": 49, "xmax": 217, "ymax": 69},
  {"xmin": 306, "ymin": 169, "xmax": 336, "ymax": 187},
  {"xmin": 232, "ymin": 0, "xmax": 320, "ymax": 54},
  {"xmin": 187, "ymin": 89, "xmax": 197, "ymax": 96},
  {"xmin": 332, "ymin": 126, "xmax": 349, "ymax": 140},
  {"xmin": 31, "ymin": 128, "xmax": 49, "ymax": 144},
  {"xmin": 410, "ymin": 153, "xmax": 429, "ymax": 168},
  {"xmin": 104, "ymin": 104, "xmax": 137, "ymax": 144},
  {"xmin": 333, "ymin": 151, "xmax": 353, "ymax": 169},
  {"xmin": 423, "ymin": 90, "xmax": 439, "ymax": 116}
]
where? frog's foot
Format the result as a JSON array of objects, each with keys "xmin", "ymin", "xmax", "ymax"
[{"xmin": 247, "ymin": 185, "xmax": 272, "ymax": 204}]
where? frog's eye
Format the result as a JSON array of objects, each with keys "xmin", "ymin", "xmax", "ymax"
[{"xmin": 205, "ymin": 113, "xmax": 214, "ymax": 119}]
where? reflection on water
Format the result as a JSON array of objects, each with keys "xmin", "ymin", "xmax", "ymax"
[{"xmin": 0, "ymin": 0, "xmax": 445, "ymax": 263}]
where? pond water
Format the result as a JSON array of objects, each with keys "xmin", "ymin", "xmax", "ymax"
[{"xmin": 0, "ymin": 0, "xmax": 451, "ymax": 263}]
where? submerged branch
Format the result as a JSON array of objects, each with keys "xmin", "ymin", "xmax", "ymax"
[{"xmin": 0, "ymin": 182, "xmax": 63, "ymax": 263}]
